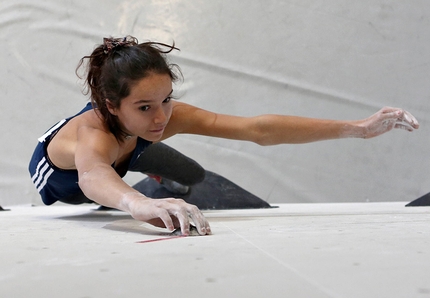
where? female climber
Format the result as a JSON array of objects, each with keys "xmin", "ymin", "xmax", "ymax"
[{"xmin": 29, "ymin": 36, "xmax": 419, "ymax": 236}]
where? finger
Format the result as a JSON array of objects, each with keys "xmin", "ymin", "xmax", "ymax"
[
  {"xmin": 187, "ymin": 206, "xmax": 205, "ymax": 235},
  {"xmin": 204, "ymin": 220, "xmax": 212, "ymax": 235},
  {"xmin": 157, "ymin": 209, "xmax": 175, "ymax": 231},
  {"xmin": 395, "ymin": 122, "xmax": 414, "ymax": 132},
  {"xmin": 191, "ymin": 217, "xmax": 211, "ymax": 236},
  {"xmin": 382, "ymin": 108, "xmax": 419, "ymax": 129},
  {"xmin": 379, "ymin": 108, "xmax": 401, "ymax": 121},
  {"xmin": 187, "ymin": 205, "xmax": 211, "ymax": 235},
  {"xmin": 381, "ymin": 106, "xmax": 398, "ymax": 114},
  {"xmin": 401, "ymin": 111, "xmax": 420, "ymax": 128},
  {"xmin": 173, "ymin": 207, "xmax": 191, "ymax": 236}
]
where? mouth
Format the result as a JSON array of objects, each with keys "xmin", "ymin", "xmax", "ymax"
[{"xmin": 149, "ymin": 127, "xmax": 165, "ymax": 134}]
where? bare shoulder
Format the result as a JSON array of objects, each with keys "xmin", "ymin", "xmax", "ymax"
[
  {"xmin": 161, "ymin": 101, "xmax": 217, "ymax": 139},
  {"xmin": 48, "ymin": 109, "xmax": 119, "ymax": 170}
]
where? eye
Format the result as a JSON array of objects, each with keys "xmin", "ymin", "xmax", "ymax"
[
  {"xmin": 139, "ymin": 105, "xmax": 150, "ymax": 112},
  {"xmin": 163, "ymin": 97, "xmax": 172, "ymax": 103}
]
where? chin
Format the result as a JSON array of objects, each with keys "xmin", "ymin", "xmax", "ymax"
[{"xmin": 144, "ymin": 134, "xmax": 163, "ymax": 142}]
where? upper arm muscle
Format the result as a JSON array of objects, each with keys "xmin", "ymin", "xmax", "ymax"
[{"xmin": 75, "ymin": 126, "xmax": 119, "ymax": 176}]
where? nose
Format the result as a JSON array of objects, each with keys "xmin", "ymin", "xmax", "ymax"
[{"xmin": 153, "ymin": 106, "xmax": 167, "ymax": 124}]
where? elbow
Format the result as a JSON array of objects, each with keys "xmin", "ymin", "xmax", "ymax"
[
  {"xmin": 248, "ymin": 115, "xmax": 279, "ymax": 146},
  {"xmin": 77, "ymin": 170, "xmax": 95, "ymax": 197},
  {"xmin": 251, "ymin": 131, "xmax": 277, "ymax": 146},
  {"xmin": 253, "ymin": 136, "xmax": 273, "ymax": 146}
]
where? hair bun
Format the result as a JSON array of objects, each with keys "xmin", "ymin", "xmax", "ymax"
[{"xmin": 103, "ymin": 36, "xmax": 138, "ymax": 54}]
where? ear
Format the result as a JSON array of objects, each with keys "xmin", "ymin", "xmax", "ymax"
[{"xmin": 105, "ymin": 99, "xmax": 118, "ymax": 116}]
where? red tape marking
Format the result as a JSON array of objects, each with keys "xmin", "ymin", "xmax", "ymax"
[{"xmin": 136, "ymin": 235, "xmax": 186, "ymax": 244}]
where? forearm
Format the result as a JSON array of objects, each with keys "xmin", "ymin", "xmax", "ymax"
[
  {"xmin": 78, "ymin": 164, "xmax": 211, "ymax": 235},
  {"xmin": 252, "ymin": 115, "xmax": 364, "ymax": 145},
  {"xmin": 78, "ymin": 164, "xmax": 146, "ymax": 212}
]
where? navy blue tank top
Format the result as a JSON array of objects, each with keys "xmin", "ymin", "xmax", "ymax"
[{"xmin": 28, "ymin": 102, "xmax": 152, "ymax": 205}]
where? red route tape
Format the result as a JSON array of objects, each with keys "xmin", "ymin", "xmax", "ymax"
[{"xmin": 136, "ymin": 235, "xmax": 186, "ymax": 244}]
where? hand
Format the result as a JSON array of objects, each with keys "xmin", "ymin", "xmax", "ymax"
[
  {"xmin": 126, "ymin": 194, "xmax": 211, "ymax": 236},
  {"xmin": 358, "ymin": 107, "xmax": 419, "ymax": 139}
]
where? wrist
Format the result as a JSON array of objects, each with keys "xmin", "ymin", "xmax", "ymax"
[
  {"xmin": 119, "ymin": 192, "xmax": 149, "ymax": 213},
  {"xmin": 340, "ymin": 121, "xmax": 366, "ymax": 139}
]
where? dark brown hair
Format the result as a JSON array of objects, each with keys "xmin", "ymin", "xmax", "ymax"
[{"xmin": 76, "ymin": 36, "xmax": 181, "ymax": 141}]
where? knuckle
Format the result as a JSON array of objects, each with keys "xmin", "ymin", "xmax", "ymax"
[
  {"xmin": 165, "ymin": 197, "xmax": 184, "ymax": 204},
  {"xmin": 156, "ymin": 208, "xmax": 169, "ymax": 218},
  {"xmin": 188, "ymin": 205, "xmax": 201, "ymax": 216},
  {"xmin": 173, "ymin": 206, "xmax": 188, "ymax": 217},
  {"xmin": 153, "ymin": 200, "xmax": 166, "ymax": 208}
]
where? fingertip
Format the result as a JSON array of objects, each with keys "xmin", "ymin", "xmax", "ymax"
[
  {"xmin": 164, "ymin": 217, "xmax": 175, "ymax": 231},
  {"xmin": 200, "ymin": 226, "xmax": 210, "ymax": 236},
  {"xmin": 202, "ymin": 223, "xmax": 212, "ymax": 235},
  {"xmin": 194, "ymin": 225, "xmax": 211, "ymax": 236},
  {"xmin": 181, "ymin": 226, "xmax": 190, "ymax": 236}
]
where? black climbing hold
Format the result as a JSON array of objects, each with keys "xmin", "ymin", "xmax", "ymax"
[
  {"xmin": 133, "ymin": 170, "xmax": 273, "ymax": 210},
  {"xmin": 0, "ymin": 205, "xmax": 10, "ymax": 211},
  {"xmin": 405, "ymin": 192, "xmax": 430, "ymax": 207}
]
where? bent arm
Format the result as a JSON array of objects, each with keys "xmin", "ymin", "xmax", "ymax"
[
  {"xmin": 74, "ymin": 126, "xmax": 210, "ymax": 235},
  {"xmin": 74, "ymin": 126, "xmax": 132, "ymax": 208},
  {"xmin": 165, "ymin": 102, "xmax": 419, "ymax": 145}
]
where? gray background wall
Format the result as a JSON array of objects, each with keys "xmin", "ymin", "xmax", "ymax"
[{"xmin": 1, "ymin": 0, "xmax": 428, "ymax": 206}]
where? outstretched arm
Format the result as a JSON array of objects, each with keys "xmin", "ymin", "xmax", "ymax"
[{"xmin": 164, "ymin": 103, "xmax": 419, "ymax": 145}]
